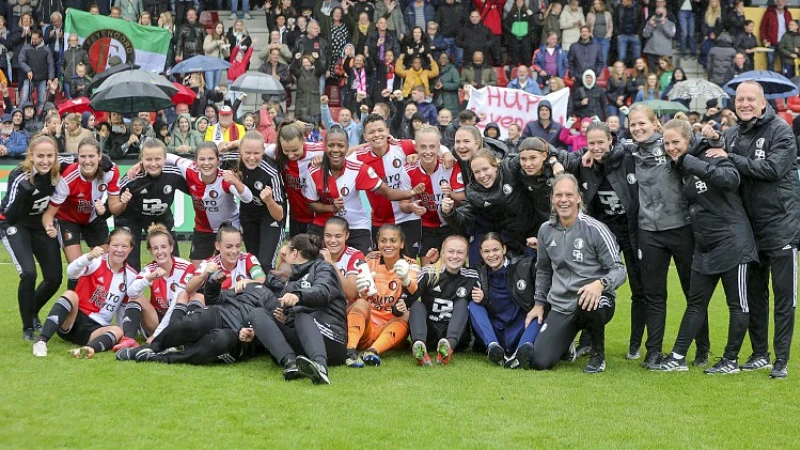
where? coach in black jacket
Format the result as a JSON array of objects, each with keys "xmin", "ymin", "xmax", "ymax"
[{"xmin": 706, "ymin": 80, "xmax": 800, "ymax": 378}]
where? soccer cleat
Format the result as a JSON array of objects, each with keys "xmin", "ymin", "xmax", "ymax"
[
  {"xmin": 625, "ymin": 345, "xmax": 641, "ymax": 360},
  {"xmin": 134, "ymin": 347, "xmax": 155, "ymax": 362},
  {"xmin": 70, "ymin": 346, "xmax": 95, "ymax": 359},
  {"xmin": 32, "ymin": 317, "xmax": 42, "ymax": 331},
  {"xmin": 33, "ymin": 340, "xmax": 48, "ymax": 357},
  {"xmin": 641, "ymin": 352, "xmax": 662, "ymax": 370},
  {"xmin": 283, "ymin": 358, "xmax": 302, "ymax": 381},
  {"xmin": 575, "ymin": 344, "xmax": 592, "ymax": 359},
  {"xmin": 704, "ymin": 358, "xmax": 740, "ymax": 375},
  {"xmin": 361, "ymin": 349, "xmax": 381, "ymax": 367},
  {"xmin": 584, "ymin": 352, "xmax": 606, "ymax": 373},
  {"xmin": 22, "ymin": 328, "xmax": 36, "ymax": 342},
  {"xmin": 436, "ymin": 338, "xmax": 453, "ymax": 365},
  {"xmin": 516, "ymin": 342, "xmax": 535, "ymax": 370},
  {"xmin": 412, "ymin": 341, "xmax": 432, "ymax": 367},
  {"xmin": 740, "ymin": 353, "xmax": 772, "ymax": 371},
  {"xmin": 487, "ymin": 342, "xmax": 505, "ymax": 366},
  {"xmin": 345, "ymin": 348, "xmax": 364, "ymax": 368},
  {"xmin": 503, "ymin": 352, "xmax": 520, "ymax": 369},
  {"xmin": 770, "ymin": 359, "xmax": 788, "ymax": 379},
  {"xmin": 693, "ymin": 351, "xmax": 709, "ymax": 367},
  {"xmin": 296, "ymin": 356, "xmax": 331, "ymax": 385},
  {"xmin": 112, "ymin": 337, "xmax": 139, "ymax": 352},
  {"xmin": 561, "ymin": 343, "xmax": 577, "ymax": 362},
  {"xmin": 651, "ymin": 354, "xmax": 688, "ymax": 372}
]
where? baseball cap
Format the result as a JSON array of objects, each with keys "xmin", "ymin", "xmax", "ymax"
[
  {"xmin": 219, "ymin": 105, "xmax": 233, "ymax": 116},
  {"xmin": 0, "ymin": 114, "xmax": 12, "ymax": 123}
]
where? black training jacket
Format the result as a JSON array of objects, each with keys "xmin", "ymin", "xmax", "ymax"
[
  {"xmin": 215, "ymin": 283, "xmax": 279, "ymax": 331},
  {"xmin": 280, "ymin": 258, "xmax": 347, "ymax": 339}
]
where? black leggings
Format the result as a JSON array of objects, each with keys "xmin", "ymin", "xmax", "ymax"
[
  {"xmin": 158, "ymin": 329, "xmax": 243, "ymax": 365},
  {"xmin": 531, "ymin": 302, "xmax": 616, "ymax": 370},
  {"xmin": 248, "ymin": 308, "xmax": 346, "ymax": 367},
  {"xmin": 1, "ymin": 224, "xmax": 62, "ymax": 330},
  {"xmin": 149, "ymin": 307, "xmax": 224, "ymax": 352},
  {"xmin": 241, "ymin": 213, "xmax": 285, "ymax": 271}
]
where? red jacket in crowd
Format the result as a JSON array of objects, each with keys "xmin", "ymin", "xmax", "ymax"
[
  {"xmin": 473, "ymin": 0, "xmax": 506, "ymax": 36},
  {"xmin": 760, "ymin": 5, "xmax": 793, "ymax": 47}
]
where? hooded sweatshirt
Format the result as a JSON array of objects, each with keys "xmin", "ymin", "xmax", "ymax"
[
  {"xmin": 522, "ymin": 100, "xmax": 563, "ymax": 147},
  {"xmin": 572, "ymin": 69, "xmax": 607, "ymax": 120}
]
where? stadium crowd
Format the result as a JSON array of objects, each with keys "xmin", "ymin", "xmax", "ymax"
[{"xmin": 0, "ymin": 0, "xmax": 799, "ymax": 384}]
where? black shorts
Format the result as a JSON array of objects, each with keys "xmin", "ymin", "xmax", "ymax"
[
  {"xmin": 421, "ymin": 226, "xmax": 455, "ymax": 258},
  {"xmin": 57, "ymin": 310, "xmax": 103, "ymax": 346},
  {"xmin": 57, "ymin": 219, "xmax": 109, "ymax": 248},
  {"xmin": 372, "ymin": 220, "xmax": 422, "ymax": 258},
  {"xmin": 190, "ymin": 231, "xmax": 217, "ymax": 260}
]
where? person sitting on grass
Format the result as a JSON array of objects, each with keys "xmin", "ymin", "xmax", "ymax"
[{"xmin": 32, "ymin": 228, "xmax": 138, "ymax": 359}]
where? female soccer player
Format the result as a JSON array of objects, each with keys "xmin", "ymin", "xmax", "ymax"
[
  {"xmin": 32, "ymin": 228, "xmax": 138, "ymax": 358},
  {"xmin": 220, "ymin": 130, "xmax": 285, "ymax": 270},
  {"xmin": 304, "ymin": 125, "xmax": 425, "ymax": 254},
  {"xmin": 115, "ymin": 138, "xmax": 189, "ymax": 271},
  {"xmin": 165, "ymin": 142, "xmax": 253, "ymax": 266},
  {"xmin": 186, "ymin": 223, "xmax": 266, "ymax": 306},
  {"xmin": 241, "ymin": 234, "xmax": 348, "ymax": 385},
  {"xmin": 0, "ymin": 135, "xmax": 63, "ymax": 341},
  {"xmin": 409, "ymin": 235, "xmax": 478, "ymax": 366},
  {"xmin": 347, "ymin": 224, "xmax": 419, "ymax": 367},
  {"xmin": 42, "ymin": 137, "xmax": 122, "ymax": 288},
  {"xmin": 653, "ymin": 119, "xmax": 756, "ymax": 374},
  {"xmin": 469, "ymin": 232, "xmax": 541, "ymax": 369},
  {"xmin": 114, "ymin": 223, "xmax": 194, "ymax": 351},
  {"xmin": 452, "ymin": 125, "xmax": 484, "ymax": 185},
  {"xmin": 320, "ymin": 216, "xmax": 364, "ymax": 303}
]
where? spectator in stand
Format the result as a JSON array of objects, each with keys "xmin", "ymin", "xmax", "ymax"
[
  {"xmin": 258, "ymin": 48, "xmax": 291, "ymax": 103},
  {"xmin": 346, "ymin": 10, "xmax": 371, "ymax": 56},
  {"xmin": 269, "ymin": 0, "xmax": 297, "ymax": 30},
  {"xmin": 661, "ymin": 67, "xmax": 688, "ymax": 106},
  {"xmin": 735, "ymin": 20, "xmax": 757, "ymax": 65},
  {"xmin": 425, "ymin": 21, "xmax": 447, "ymax": 63},
  {"xmin": 63, "ymin": 113, "xmax": 94, "ymax": 154},
  {"xmin": 203, "ymin": 23, "xmax": 231, "ymax": 90},
  {"xmin": 0, "ymin": 17, "xmax": 9, "ymax": 83},
  {"xmin": 176, "ymin": 9, "xmax": 205, "ymax": 63},
  {"xmin": 522, "ymin": 100, "xmax": 563, "ymax": 147},
  {"xmin": 472, "ymin": 0, "xmax": 504, "ymax": 66},
  {"xmin": 779, "ymin": 20, "xmax": 800, "ymax": 78},
  {"xmin": 541, "ymin": 2, "xmax": 562, "ymax": 44},
  {"xmin": 374, "ymin": 0, "xmax": 407, "ymax": 41},
  {"xmin": 724, "ymin": 0, "xmax": 746, "ymax": 36},
  {"xmin": 10, "ymin": 14, "xmax": 36, "ymax": 87},
  {"xmin": 568, "ymin": 26, "xmax": 603, "ymax": 81},
  {"xmin": 532, "ymin": 32, "xmax": 568, "ymax": 89},
  {"xmin": 205, "ymin": 105, "xmax": 245, "ymax": 149},
  {"xmin": 559, "ymin": 0, "xmax": 585, "ymax": 51},
  {"xmin": 0, "ymin": 114, "xmax": 28, "ymax": 156},
  {"xmin": 158, "ymin": 12, "xmax": 177, "ymax": 73},
  {"xmin": 351, "ymin": 0, "xmax": 376, "ymax": 22},
  {"xmin": 545, "ymin": 75, "xmax": 566, "ymax": 95},
  {"xmin": 614, "ymin": 0, "xmax": 643, "ymax": 66},
  {"xmin": 61, "ymin": 35, "xmax": 90, "ymax": 99},
  {"xmin": 723, "ymin": 52, "xmax": 749, "ymax": 84},
  {"xmin": 320, "ymin": 95, "xmax": 366, "ymax": 146},
  {"xmin": 606, "ymin": 61, "xmax": 628, "ymax": 117},
  {"xmin": 396, "ymin": 53, "xmax": 439, "ymax": 96},
  {"xmin": 293, "ymin": 20, "xmax": 329, "ymax": 78},
  {"xmin": 586, "ymin": 0, "xmax": 613, "ymax": 67},
  {"xmin": 323, "ymin": 7, "xmax": 353, "ymax": 79},
  {"xmin": 10, "ymin": 0, "xmax": 38, "ymax": 33},
  {"xmin": 461, "ymin": 51, "xmax": 497, "ymax": 89},
  {"xmin": 19, "ymin": 30, "xmax": 53, "ymax": 114},
  {"xmin": 285, "ymin": 16, "xmax": 307, "ymax": 51},
  {"xmin": 291, "ymin": 54, "xmax": 325, "ymax": 125},
  {"xmin": 708, "ymin": 32, "xmax": 737, "ymax": 84},
  {"xmin": 572, "ymin": 70, "xmax": 607, "ymax": 120},
  {"xmin": 114, "ymin": 0, "xmax": 143, "ymax": 21},
  {"xmin": 403, "ymin": 0, "xmax": 434, "ymax": 36},
  {"xmin": 699, "ymin": 0, "xmax": 723, "ymax": 68},
  {"xmin": 68, "ymin": 63, "xmax": 92, "ymax": 99},
  {"xmin": 504, "ymin": 0, "xmax": 539, "ymax": 67},
  {"xmin": 138, "ymin": 11, "xmax": 152, "ymax": 26},
  {"xmin": 365, "ymin": 16, "xmax": 400, "ymax": 63},
  {"xmin": 656, "ymin": 56, "xmax": 673, "ymax": 92},
  {"xmin": 626, "ymin": 57, "xmax": 648, "ymax": 102},
  {"xmin": 43, "ymin": 12, "xmax": 63, "ymax": 77},
  {"xmin": 760, "ymin": 0, "xmax": 792, "ymax": 72},
  {"xmin": 370, "ymin": 49, "xmax": 397, "ymax": 104},
  {"xmin": 37, "ymin": 0, "xmax": 62, "ymax": 29},
  {"xmin": 677, "ymin": 0, "xmax": 701, "ymax": 59},
  {"xmin": 41, "ymin": 113, "xmax": 64, "ymax": 153},
  {"xmin": 227, "ymin": 40, "xmax": 255, "ymax": 85},
  {"xmin": 401, "ymin": 26, "xmax": 431, "ymax": 65},
  {"xmin": 187, "ymin": 72, "xmax": 224, "ymax": 118},
  {"xmin": 227, "ymin": 20, "xmax": 253, "ymax": 58},
  {"xmin": 409, "ymin": 85, "xmax": 438, "ymax": 125},
  {"xmin": 109, "ymin": 6, "xmax": 122, "ymax": 18},
  {"xmin": 642, "ymin": 7, "xmax": 676, "ymax": 73},
  {"xmin": 169, "ymin": 113, "xmax": 203, "ymax": 154},
  {"xmin": 432, "ymin": 53, "xmax": 460, "ymax": 113},
  {"xmin": 338, "ymin": 50, "xmax": 375, "ymax": 113},
  {"xmin": 507, "ymin": 65, "xmax": 542, "ymax": 95},
  {"xmin": 559, "ymin": 116, "xmax": 591, "ymax": 152},
  {"xmin": 456, "ymin": 10, "xmax": 494, "ymax": 66},
  {"xmin": 259, "ymin": 30, "xmax": 293, "ymax": 65},
  {"xmin": 634, "ymin": 73, "xmax": 660, "ymax": 102},
  {"xmin": 436, "ymin": 0, "xmax": 469, "ymax": 68}
]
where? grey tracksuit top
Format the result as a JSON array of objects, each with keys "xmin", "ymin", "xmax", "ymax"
[{"xmin": 534, "ymin": 213, "xmax": 627, "ymax": 314}]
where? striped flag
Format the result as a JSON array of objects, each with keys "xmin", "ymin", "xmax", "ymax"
[{"xmin": 64, "ymin": 9, "xmax": 171, "ymax": 74}]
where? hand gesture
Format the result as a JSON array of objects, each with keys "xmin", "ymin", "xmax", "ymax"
[
  {"xmin": 128, "ymin": 134, "xmax": 139, "ymax": 145},
  {"xmin": 411, "ymin": 183, "xmax": 426, "ymax": 196},
  {"xmin": 310, "ymin": 155, "xmax": 323, "ymax": 168},
  {"xmin": 394, "ymin": 299, "xmax": 408, "ymax": 313},
  {"xmin": 701, "ymin": 121, "xmax": 720, "ymax": 140},
  {"xmin": 320, "ymin": 95, "xmax": 329, "ymax": 105},
  {"xmin": 222, "ymin": 169, "xmax": 240, "ymax": 185},
  {"xmin": 406, "ymin": 153, "xmax": 419, "ymax": 165},
  {"xmin": 441, "ymin": 196, "xmax": 454, "ymax": 214},
  {"xmin": 87, "ymin": 246, "xmax": 106, "ymax": 260},
  {"xmin": 410, "ymin": 200, "xmax": 426, "ymax": 216},
  {"xmin": 332, "ymin": 197, "xmax": 345, "ymax": 211},
  {"xmin": 120, "ymin": 189, "xmax": 132, "ymax": 204},
  {"xmin": 147, "ymin": 267, "xmax": 168, "ymax": 281},
  {"xmin": 425, "ymin": 248, "xmax": 439, "ymax": 264},
  {"xmin": 381, "ymin": 88, "xmax": 391, "ymax": 98},
  {"xmin": 355, "ymin": 270, "xmax": 375, "ymax": 295},
  {"xmin": 259, "ymin": 186, "xmax": 274, "ymax": 203},
  {"xmin": 234, "ymin": 278, "xmax": 252, "ymax": 293},
  {"xmin": 393, "ymin": 259, "xmax": 411, "ymax": 286},
  {"xmin": 203, "ymin": 262, "xmax": 220, "ymax": 277},
  {"xmin": 319, "ymin": 248, "xmax": 334, "ymax": 264},
  {"xmin": 442, "ymin": 152, "xmax": 455, "ymax": 169},
  {"xmin": 127, "ymin": 162, "xmax": 143, "ymax": 179},
  {"xmin": 471, "ymin": 286, "xmax": 484, "ymax": 303},
  {"xmin": 360, "ymin": 104, "xmax": 370, "ymax": 114},
  {"xmin": 439, "ymin": 181, "xmax": 452, "ymax": 197},
  {"xmin": 392, "ymin": 90, "xmax": 403, "ymax": 101},
  {"xmin": 94, "ymin": 199, "xmax": 106, "ymax": 216},
  {"xmin": 565, "ymin": 117, "xmax": 576, "ymax": 129},
  {"xmin": 581, "ymin": 150, "xmax": 595, "ymax": 168},
  {"xmin": 526, "ymin": 237, "xmax": 538, "ymax": 249}
]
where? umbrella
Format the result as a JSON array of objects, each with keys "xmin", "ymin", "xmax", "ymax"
[
  {"xmin": 230, "ymin": 71, "xmax": 286, "ymax": 95},
  {"xmin": 90, "ymin": 82, "xmax": 173, "ymax": 113},
  {"xmin": 86, "ymin": 62, "xmax": 141, "ymax": 94},
  {"xmin": 171, "ymin": 55, "xmax": 231, "ymax": 74},
  {"xmin": 171, "ymin": 81, "xmax": 197, "ymax": 104},
  {"xmin": 634, "ymin": 99, "xmax": 689, "ymax": 114},
  {"xmin": 95, "ymin": 70, "xmax": 177, "ymax": 96},
  {"xmin": 723, "ymin": 70, "xmax": 799, "ymax": 99},
  {"xmin": 57, "ymin": 97, "xmax": 93, "ymax": 115},
  {"xmin": 667, "ymin": 79, "xmax": 729, "ymax": 100}
]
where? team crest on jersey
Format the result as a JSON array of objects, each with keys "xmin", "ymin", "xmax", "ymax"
[
  {"xmin": 456, "ymin": 287, "xmax": 467, "ymax": 298},
  {"xmin": 367, "ymin": 167, "xmax": 378, "ymax": 179},
  {"xmin": 119, "ymin": 282, "xmax": 126, "ymax": 292},
  {"xmin": 98, "ymin": 184, "xmax": 107, "ymax": 192},
  {"xmin": 163, "ymin": 185, "xmax": 173, "ymax": 194},
  {"xmin": 249, "ymin": 255, "xmax": 259, "ymax": 265},
  {"xmin": 389, "ymin": 280, "xmax": 398, "ymax": 291},
  {"xmin": 236, "ymin": 275, "xmax": 245, "ymax": 282},
  {"xmin": 341, "ymin": 186, "xmax": 351, "ymax": 197},
  {"xmin": 456, "ymin": 173, "xmax": 463, "ymax": 184},
  {"xmin": 756, "ymin": 138, "xmax": 765, "ymax": 149},
  {"xmin": 170, "ymin": 282, "xmax": 178, "ymax": 292},
  {"xmin": 209, "ymin": 190, "xmax": 219, "ymax": 198},
  {"xmin": 64, "ymin": 231, "xmax": 73, "ymax": 241},
  {"xmin": 5, "ymin": 226, "xmax": 16, "ymax": 236},
  {"xmin": 392, "ymin": 158, "xmax": 402, "ymax": 168},
  {"xmin": 652, "ymin": 148, "xmax": 663, "ymax": 157},
  {"xmin": 573, "ymin": 238, "xmax": 584, "ymax": 249},
  {"xmin": 503, "ymin": 184, "xmax": 513, "ymax": 194},
  {"xmin": 516, "ymin": 280, "xmax": 526, "ymax": 290},
  {"xmin": 254, "ymin": 181, "xmax": 264, "ymax": 190},
  {"xmin": 627, "ymin": 174, "xmax": 637, "ymax": 184}
]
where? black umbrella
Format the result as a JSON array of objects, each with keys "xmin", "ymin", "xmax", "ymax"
[
  {"xmin": 90, "ymin": 82, "xmax": 173, "ymax": 113},
  {"xmin": 86, "ymin": 62, "xmax": 142, "ymax": 95},
  {"xmin": 95, "ymin": 70, "xmax": 178, "ymax": 96}
]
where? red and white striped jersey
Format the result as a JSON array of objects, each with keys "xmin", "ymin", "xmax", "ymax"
[
  {"xmin": 69, "ymin": 255, "xmax": 137, "ymax": 326},
  {"xmin": 268, "ymin": 142, "xmax": 324, "ymax": 224},
  {"xmin": 354, "ymin": 140, "xmax": 417, "ymax": 226},
  {"xmin": 334, "ymin": 246, "xmax": 366, "ymax": 278},
  {"xmin": 167, "ymin": 154, "xmax": 252, "ymax": 233},
  {"xmin": 128, "ymin": 257, "xmax": 194, "ymax": 315},
  {"xmin": 50, "ymin": 163, "xmax": 120, "ymax": 225},
  {"xmin": 195, "ymin": 252, "xmax": 264, "ymax": 290},
  {"xmin": 303, "ymin": 159, "xmax": 382, "ymax": 231},
  {"xmin": 400, "ymin": 159, "xmax": 465, "ymax": 228}
]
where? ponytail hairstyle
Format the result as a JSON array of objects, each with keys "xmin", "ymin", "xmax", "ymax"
[
  {"xmin": 146, "ymin": 222, "xmax": 175, "ymax": 250},
  {"xmin": 321, "ymin": 124, "xmax": 350, "ymax": 195},
  {"xmin": 627, "ymin": 103, "xmax": 663, "ymax": 134},
  {"xmin": 216, "ymin": 221, "xmax": 241, "ymax": 243},
  {"xmin": 108, "ymin": 226, "xmax": 135, "ymax": 247},
  {"xmin": 324, "ymin": 216, "xmax": 350, "ymax": 234},
  {"xmin": 479, "ymin": 232, "xmax": 506, "ymax": 260},
  {"xmin": 287, "ymin": 233, "xmax": 324, "ymax": 261},
  {"xmin": 428, "ymin": 234, "xmax": 469, "ymax": 286},
  {"xmin": 23, "ymin": 134, "xmax": 60, "ymax": 184},
  {"xmin": 195, "ymin": 141, "xmax": 220, "ymax": 162},
  {"xmin": 517, "ymin": 136, "xmax": 550, "ymax": 154},
  {"xmin": 275, "ymin": 119, "xmax": 305, "ymax": 168},
  {"xmin": 586, "ymin": 121, "xmax": 612, "ymax": 139},
  {"xmin": 376, "ymin": 223, "xmax": 407, "ymax": 258},
  {"xmin": 140, "ymin": 136, "xmax": 168, "ymax": 159}
]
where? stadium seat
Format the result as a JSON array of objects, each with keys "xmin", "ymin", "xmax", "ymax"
[
  {"xmin": 494, "ymin": 67, "xmax": 508, "ymax": 87},
  {"xmin": 788, "ymin": 96, "xmax": 800, "ymax": 113},
  {"xmin": 326, "ymin": 85, "xmax": 342, "ymax": 107},
  {"xmin": 328, "ymin": 107, "xmax": 341, "ymax": 124},
  {"xmin": 54, "ymin": 90, "xmax": 66, "ymax": 106},
  {"xmin": 775, "ymin": 97, "xmax": 788, "ymax": 112},
  {"xmin": 596, "ymin": 67, "xmax": 610, "ymax": 89},
  {"xmin": 779, "ymin": 111, "xmax": 794, "ymax": 125}
]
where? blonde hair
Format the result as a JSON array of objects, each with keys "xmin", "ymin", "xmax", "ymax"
[
  {"xmin": 22, "ymin": 134, "xmax": 61, "ymax": 184},
  {"xmin": 662, "ymin": 118, "xmax": 693, "ymax": 141},
  {"xmin": 428, "ymin": 235, "xmax": 470, "ymax": 285},
  {"xmin": 64, "ymin": 113, "xmax": 81, "ymax": 127},
  {"xmin": 628, "ymin": 104, "xmax": 663, "ymax": 133},
  {"xmin": 549, "ymin": 76, "xmax": 566, "ymax": 92},
  {"xmin": 470, "ymin": 148, "xmax": 500, "ymax": 169},
  {"xmin": 705, "ymin": 0, "xmax": 721, "ymax": 27},
  {"xmin": 415, "ymin": 125, "xmax": 442, "ymax": 141},
  {"xmin": 146, "ymin": 222, "xmax": 175, "ymax": 249}
]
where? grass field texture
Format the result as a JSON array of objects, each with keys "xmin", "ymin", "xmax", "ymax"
[{"xmin": 1, "ymin": 243, "xmax": 799, "ymax": 449}]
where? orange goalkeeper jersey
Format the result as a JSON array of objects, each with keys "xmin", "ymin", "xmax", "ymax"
[{"xmin": 365, "ymin": 256, "xmax": 419, "ymax": 324}]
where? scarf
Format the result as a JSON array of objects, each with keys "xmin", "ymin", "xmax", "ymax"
[
  {"xmin": 353, "ymin": 67, "xmax": 366, "ymax": 92},
  {"xmin": 358, "ymin": 23, "xmax": 369, "ymax": 35},
  {"xmin": 213, "ymin": 123, "xmax": 240, "ymax": 144}
]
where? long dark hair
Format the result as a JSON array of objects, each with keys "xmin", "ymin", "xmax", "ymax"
[
  {"xmin": 321, "ymin": 124, "xmax": 350, "ymax": 195},
  {"xmin": 376, "ymin": 224, "xmax": 407, "ymax": 259},
  {"xmin": 275, "ymin": 119, "xmax": 305, "ymax": 169},
  {"xmin": 288, "ymin": 233, "xmax": 324, "ymax": 260}
]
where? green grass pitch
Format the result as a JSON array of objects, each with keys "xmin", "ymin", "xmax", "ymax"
[{"xmin": 1, "ymin": 243, "xmax": 799, "ymax": 449}]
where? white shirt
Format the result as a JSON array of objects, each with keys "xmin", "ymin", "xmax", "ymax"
[{"xmin": 777, "ymin": 10, "xmax": 787, "ymax": 42}]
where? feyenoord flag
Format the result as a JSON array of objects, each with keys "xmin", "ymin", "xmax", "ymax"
[{"xmin": 65, "ymin": 9, "xmax": 171, "ymax": 74}]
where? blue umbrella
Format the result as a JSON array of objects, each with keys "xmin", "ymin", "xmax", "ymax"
[
  {"xmin": 723, "ymin": 70, "xmax": 799, "ymax": 99},
  {"xmin": 171, "ymin": 55, "xmax": 231, "ymax": 74}
]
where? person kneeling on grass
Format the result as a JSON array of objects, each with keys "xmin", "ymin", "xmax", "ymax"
[
  {"xmin": 529, "ymin": 174, "xmax": 627, "ymax": 373},
  {"xmin": 469, "ymin": 232, "xmax": 541, "ymax": 369},
  {"xmin": 346, "ymin": 224, "xmax": 420, "ymax": 368},
  {"xmin": 33, "ymin": 228, "xmax": 138, "ymax": 358},
  {"xmin": 239, "ymin": 234, "xmax": 347, "ymax": 385},
  {"xmin": 409, "ymin": 235, "xmax": 478, "ymax": 366}
]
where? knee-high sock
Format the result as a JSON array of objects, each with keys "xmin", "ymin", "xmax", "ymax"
[
  {"xmin": 122, "ymin": 302, "xmax": 142, "ymax": 339},
  {"xmin": 38, "ymin": 296, "xmax": 73, "ymax": 342},
  {"xmin": 370, "ymin": 319, "xmax": 409, "ymax": 354},
  {"xmin": 346, "ymin": 302, "xmax": 370, "ymax": 349},
  {"xmin": 86, "ymin": 331, "xmax": 116, "ymax": 352}
]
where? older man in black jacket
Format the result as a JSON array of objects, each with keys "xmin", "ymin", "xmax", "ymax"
[{"xmin": 176, "ymin": 8, "xmax": 205, "ymax": 62}]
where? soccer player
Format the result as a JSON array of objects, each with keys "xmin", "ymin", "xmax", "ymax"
[
  {"xmin": 705, "ymin": 80, "xmax": 800, "ymax": 379},
  {"xmin": 241, "ymin": 234, "xmax": 348, "ymax": 385},
  {"xmin": 0, "ymin": 135, "xmax": 64, "ymax": 341},
  {"xmin": 320, "ymin": 217, "xmax": 364, "ymax": 303},
  {"xmin": 220, "ymin": 130, "xmax": 285, "ymax": 271},
  {"xmin": 653, "ymin": 119, "xmax": 756, "ymax": 374},
  {"xmin": 113, "ymin": 224, "xmax": 194, "ymax": 351},
  {"xmin": 409, "ymin": 235, "xmax": 478, "ymax": 366},
  {"xmin": 32, "ymin": 228, "xmax": 138, "ymax": 358},
  {"xmin": 346, "ymin": 224, "xmax": 420, "ymax": 367},
  {"xmin": 468, "ymin": 232, "xmax": 541, "ymax": 369},
  {"xmin": 530, "ymin": 174, "xmax": 627, "ymax": 373}
]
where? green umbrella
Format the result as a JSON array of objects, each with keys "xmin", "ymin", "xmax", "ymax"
[{"xmin": 633, "ymin": 99, "xmax": 689, "ymax": 114}]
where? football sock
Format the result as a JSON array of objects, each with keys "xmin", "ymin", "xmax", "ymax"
[
  {"xmin": 87, "ymin": 331, "xmax": 117, "ymax": 352},
  {"xmin": 346, "ymin": 302, "xmax": 370, "ymax": 349},
  {"xmin": 122, "ymin": 302, "xmax": 142, "ymax": 339},
  {"xmin": 39, "ymin": 296, "xmax": 73, "ymax": 343},
  {"xmin": 67, "ymin": 278, "xmax": 78, "ymax": 291},
  {"xmin": 371, "ymin": 319, "xmax": 409, "ymax": 354}
]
